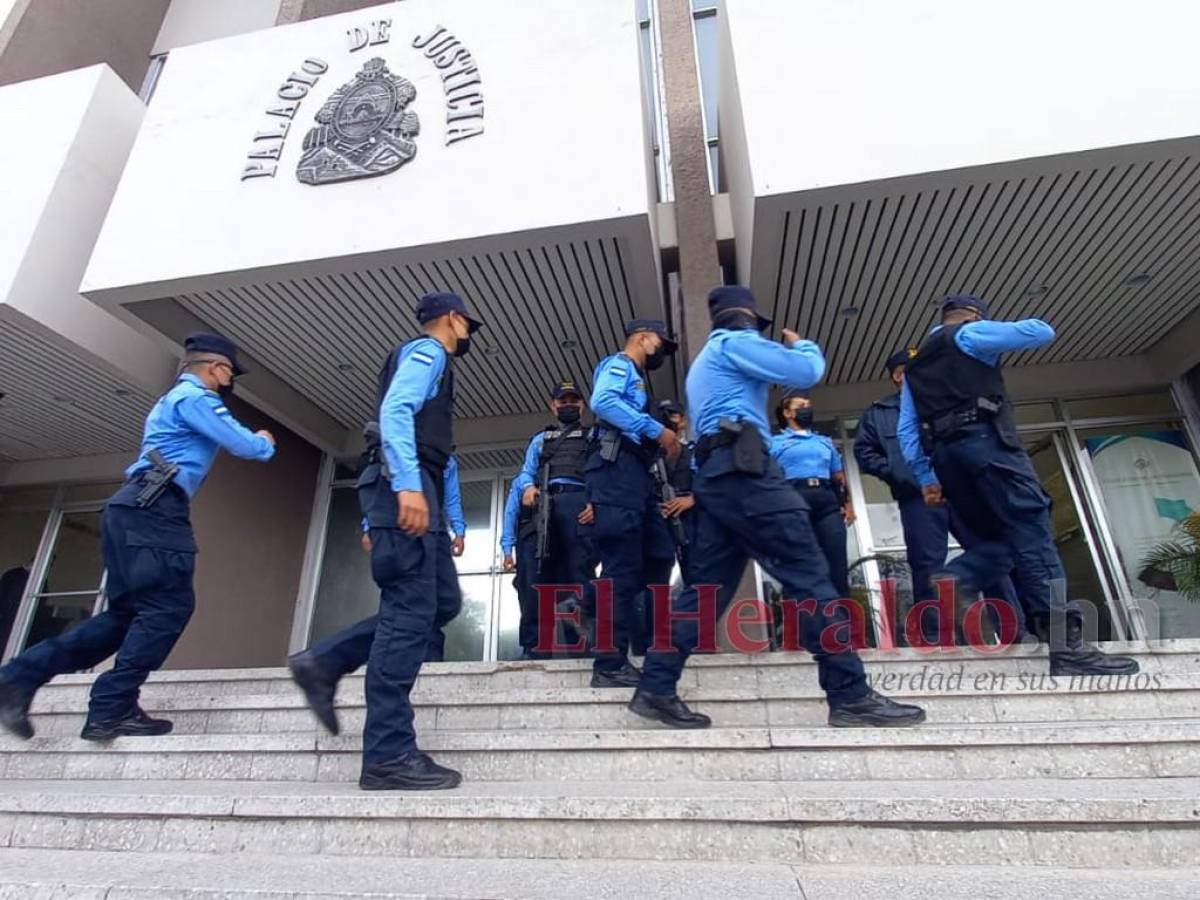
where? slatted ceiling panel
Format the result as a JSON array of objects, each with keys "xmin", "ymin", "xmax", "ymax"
[
  {"xmin": 456, "ymin": 446, "xmax": 526, "ymax": 474},
  {"xmin": 765, "ymin": 147, "xmax": 1200, "ymax": 384},
  {"xmin": 176, "ymin": 235, "xmax": 639, "ymax": 433},
  {"xmin": 0, "ymin": 319, "xmax": 156, "ymax": 461}
]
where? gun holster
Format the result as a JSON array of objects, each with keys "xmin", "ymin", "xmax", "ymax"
[{"xmin": 725, "ymin": 421, "xmax": 765, "ymax": 476}]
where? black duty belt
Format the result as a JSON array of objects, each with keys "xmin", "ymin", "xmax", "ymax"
[
  {"xmin": 694, "ymin": 431, "xmax": 738, "ymax": 466},
  {"xmin": 547, "ymin": 483, "xmax": 586, "ymax": 495},
  {"xmin": 928, "ymin": 409, "xmax": 993, "ymax": 441},
  {"xmin": 790, "ymin": 477, "xmax": 832, "ymax": 489}
]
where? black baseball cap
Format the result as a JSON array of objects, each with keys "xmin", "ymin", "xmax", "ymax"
[
  {"xmin": 551, "ymin": 379, "xmax": 584, "ymax": 400},
  {"xmin": 184, "ymin": 332, "xmax": 246, "ymax": 376},
  {"xmin": 416, "ymin": 292, "xmax": 484, "ymax": 332},
  {"xmin": 885, "ymin": 348, "xmax": 918, "ymax": 374},
  {"xmin": 625, "ymin": 318, "xmax": 678, "ymax": 355},
  {"xmin": 940, "ymin": 294, "xmax": 989, "ymax": 318},
  {"xmin": 707, "ymin": 285, "xmax": 773, "ymax": 332}
]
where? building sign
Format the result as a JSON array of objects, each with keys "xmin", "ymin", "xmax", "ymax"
[{"xmin": 242, "ymin": 15, "xmax": 485, "ymax": 183}]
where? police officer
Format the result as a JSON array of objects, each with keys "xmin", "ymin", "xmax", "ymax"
[
  {"xmin": 499, "ymin": 479, "xmax": 540, "ymax": 658},
  {"xmin": 511, "ymin": 380, "xmax": 596, "ymax": 655},
  {"xmin": 771, "ymin": 390, "xmax": 855, "ymax": 599},
  {"xmin": 633, "ymin": 400, "xmax": 697, "ymax": 655},
  {"xmin": 287, "ymin": 292, "xmax": 483, "ymax": 791},
  {"xmin": 856, "ymin": 349, "xmax": 1024, "ymax": 645},
  {"xmin": 586, "ymin": 320, "xmax": 681, "ymax": 688},
  {"xmin": 633, "ymin": 286, "xmax": 925, "ymax": 729},
  {"xmin": 0, "ymin": 334, "xmax": 276, "ymax": 741},
  {"xmin": 899, "ymin": 294, "xmax": 1137, "ymax": 675}
]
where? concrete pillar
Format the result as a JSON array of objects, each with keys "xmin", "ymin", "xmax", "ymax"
[{"xmin": 657, "ymin": 0, "xmax": 722, "ymax": 366}]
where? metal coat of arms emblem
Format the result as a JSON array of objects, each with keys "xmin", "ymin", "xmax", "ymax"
[{"xmin": 296, "ymin": 57, "xmax": 419, "ymax": 186}]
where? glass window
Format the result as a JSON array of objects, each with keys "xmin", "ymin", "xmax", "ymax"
[
  {"xmin": 0, "ymin": 496, "xmax": 49, "ymax": 652},
  {"xmin": 309, "ymin": 488, "xmax": 377, "ymax": 645},
  {"xmin": 1079, "ymin": 424, "xmax": 1200, "ymax": 638},
  {"xmin": 456, "ymin": 480, "xmax": 496, "ymax": 574},
  {"xmin": 444, "ymin": 575, "xmax": 490, "ymax": 662},
  {"xmin": 1068, "ymin": 392, "xmax": 1178, "ymax": 422},
  {"xmin": 496, "ymin": 572, "xmax": 522, "ymax": 661},
  {"xmin": 24, "ymin": 511, "xmax": 104, "ymax": 649}
]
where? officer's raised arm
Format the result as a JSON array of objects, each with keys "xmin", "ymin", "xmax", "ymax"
[
  {"xmin": 722, "ymin": 327, "xmax": 827, "ymax": 390},
  {"xmin": 956, "ymin": 318, "xmax": 1056, "ymax": 362},
  {"xmin": 176, "ymin": 393, "xmax": 275, "ymax": 461}
]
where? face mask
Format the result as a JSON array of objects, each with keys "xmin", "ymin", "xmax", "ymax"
[
  {"xmin": 643, "ymin": 339, "xmax": 667, "ymax": 371},
  {"xmin": 451, "ymin": 316, "xmax": 472, "ymax": 358},
  {"xmin": 217, "ymin": 381, "xmax": 236, "ymax": 400},
  {"xmin": 556, "ymin": 405, "xmax": 582, "ymax": 425},
  {"xmin": 794, "ymin": 409, "xmax": 814, "ymax": 428}
]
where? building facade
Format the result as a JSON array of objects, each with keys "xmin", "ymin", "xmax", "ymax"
[{"xmin": 2, "ymin": 0, "xmax": 1200, "ymax": 671}]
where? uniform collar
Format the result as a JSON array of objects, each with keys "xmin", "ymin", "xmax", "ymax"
[
  {"xmin": 876, "ymin": 393, "xmax": 901, "ymax": 408},
  {"xmin": 784, "ymin": 427, "xmax": 816, "ymax": 439},
  {"xmin": 178, "ymin": 373, "xmax": 207, "ymax": 390}
]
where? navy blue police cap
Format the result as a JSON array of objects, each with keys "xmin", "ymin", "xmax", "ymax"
[
  {"xmin": 657, "ymin": 399, "xmax": 685, "ymax": 417},
  {"xmin": 184, "ymin": 332, "xmax": 247, "ymax": 376},
  {"xmin": 707, "ymin": 285, "xmax": 773, "ymax": 331},
  {"xmin": 940, "ymin": 294, "xmax": 989, "ymax": 318},
  {"xmin": 625, "ymin": 318, "xmax": 678, "ymax": 355},
  {"xmin": 551, "ymin": 379, "xmax": 583, "ymax": 400},
  {"xmin": 885, "ymin": 347, "xmax": 918, "ymax": 374},
  {"xmin": 416, "ymin": 291, "xmax": 484, "ymax": 332},
  {"xmin": 782, "ymin": 388, "xmax": 810, "ymax": 402}
]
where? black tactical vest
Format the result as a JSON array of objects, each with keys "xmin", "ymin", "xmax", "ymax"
[
  {"xmin": 906, "ymin": 324, "xmax": 1019, "ymax": 448},
  {"xmin": 539, "ymin": 425, "xmax": 589, "ymax": 480},
  {"xmin": 375, "ymin": 338, "xmax": 455, "ymax": 476}
]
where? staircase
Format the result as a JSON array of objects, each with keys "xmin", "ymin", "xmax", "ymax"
[{"xmin": 0, "ymin": 641, "xmax": 1197, "ymax": 899}]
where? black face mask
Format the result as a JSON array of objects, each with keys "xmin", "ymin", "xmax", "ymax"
[
  {"xmin": 712, "ymin": 308, "xmax": 761, "ymax": 331},
  {"xmin": 217, "ymin": 381, "xmax": 236, "ymax": 400},
  {"xmin": 556, "ymin": 405, "xmax": 582, "ymax": 425},
  {"xmin": 453, "ymin": 336, "xmax": 472, "ymax": 358},
  {"xmin": 794, "ymin": 409, "xmax": 814, "ymax": 428},
  {"xmin": 643, "ymin": 340, "xmax": 667, "ymax": 371}
]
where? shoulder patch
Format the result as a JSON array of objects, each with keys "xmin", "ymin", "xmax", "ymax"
[
  {"xmin": 213, "ymin": 406, "xmax": 228, "ymax": 415},
  {"xmin": 411, "ymin": 351, "xmax": 436, "ymax": 366},
  {"xmin": 607, "ymin": 364, "xmax": 628, "ymax": 377}
]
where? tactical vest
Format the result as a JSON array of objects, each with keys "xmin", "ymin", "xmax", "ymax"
[
  {"xmin": 906, "ymin": 325, "xmax": 1020, "ymax": 448},
  {"xmin": 375, "ymin": 338, "xmax": 455, "ymax": 476},
  {"xmin": 539, "ymin": 425, "xmax": 589, "ymax": 480}
]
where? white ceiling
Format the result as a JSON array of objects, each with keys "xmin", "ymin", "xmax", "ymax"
[{"xmin": 750, "ymin": 139, "xmax": 1200, "ymax": 384}]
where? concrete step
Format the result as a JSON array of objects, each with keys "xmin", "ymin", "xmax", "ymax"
[
  {"xmin": 22, "ymin": 672, "xmax": 1196, "ymax": 737},
  {"xmin": 1, "ymin": 849, "xmax": 1197, "ymax": 899},
  {"xmin": 0, "ymin": 778, "xmax": 1195, "ymax": 867},
  {"xmin": 1, "ymin": 719, "xmax": 1198, "ymax": 783},
  {"xmin": 27, "ymin": 641, "xmax": 1200, "ymax": 704}
]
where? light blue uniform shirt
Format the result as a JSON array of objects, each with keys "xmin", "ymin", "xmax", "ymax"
[
  {"xmin": 443, "ymin": 454, "xmax": 466, "ymax": 537},
  {"xmin": 380, "ymin": 336, "xmax": 449, "ymax": 494},
  {"xmin": 513, "ymin": 429, "xmax": 586, "ymax": 492},
  {"xmin": 770, "ymin": 429, "xmax": 844, "ymax": 480},
  {"xmin": 125, "ymin": 373, "xmax": 275, "ymax": 497},
  {"xmin": 898, "ymin": 319, "xmax": 1056, "ymax": 486},
  {"xmin": 590, "ymin": 352, "xmax": 663, "ymax": 444},
  {"xmin": 499, "ymin": 479, "xmax": 522, "ymax": 554},
  {"xmin": 686, "ymin": 329, "xmax": 827, "ymax": 444}
]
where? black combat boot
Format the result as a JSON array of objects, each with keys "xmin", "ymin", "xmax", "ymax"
[
  {"xmin": 591, "ymin": 661, "xmax": 641, "ymax": 688},
  {"xmin": 629, "ymin": 689, "xmax": 712, "ymax": 729},
  {"xmin": 0, "ymin": 677, "xmax": 34, "ymax": 740},
  {"xmin": 81, "ymin": 707, "xmax": 173, "ymax": 741},
  {"xmin": 288, "ymin": 651, "xmax": 340, "ymax": 735},
  {"xmin": 1036, "ymin": 612, "xmax": 1140, "ymax": 677},
  {"xmin": 829, "ymin": 689, "xmax": 926, "ymax": 728},
  {"xmin": 359, "ymin": 751, "xmax": 462, "ymax": 791}
]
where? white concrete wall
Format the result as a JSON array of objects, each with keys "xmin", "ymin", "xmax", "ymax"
[
  {"xmin": 0, "ymin": 65, "xmax": 175, "ymax": 390},
  {"xmin": 152, "ymin": 0, "xmax": 282, "ymax": 55},
  {"xmin": 722, "ymin": 0, "xmax": 1200, "ymax": 199},
  {"xmin": 83, "ymin": 0, "xmax": 654, "ymax": 304}
]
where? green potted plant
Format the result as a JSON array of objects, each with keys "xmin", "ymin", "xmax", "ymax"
[{"xmin": 1139, "ymin": 512, "xmax": 1200, "ymax": 601}]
